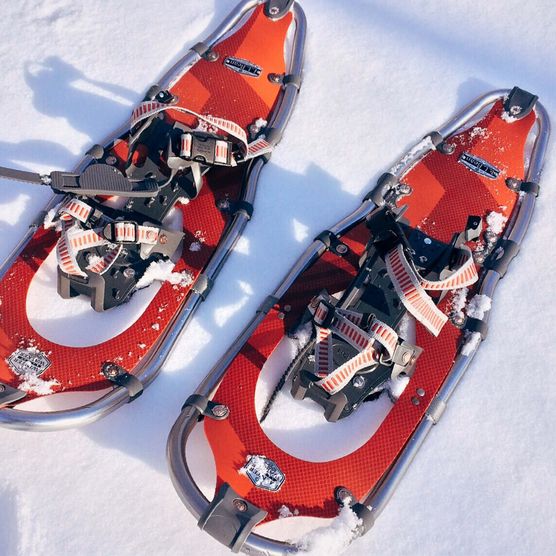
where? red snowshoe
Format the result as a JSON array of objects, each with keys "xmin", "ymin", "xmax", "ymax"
[
  {"xmin": 0, "ymin": 0, "xmax": 306, "ymax": 430},
  {"xmin": 167, "ymin": 87, "xmax": 549, "ymax": 553}
]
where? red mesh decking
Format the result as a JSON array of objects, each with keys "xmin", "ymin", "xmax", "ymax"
[
  {"xmin": 204, "ymin": 102, "xmax": 536, "ymax": 522},
  {"xmin": 0, "ymin": 6, "xmax": 293, "ymax": 400}
]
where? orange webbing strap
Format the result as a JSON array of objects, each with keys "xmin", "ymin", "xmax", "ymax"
[
  {"xmin": 310, "ymin": 294, "xmax": 399, "ymax": 395},
  {"xmin": 385, "ymin": 244, "xmax": 478, "ymax": 336}
]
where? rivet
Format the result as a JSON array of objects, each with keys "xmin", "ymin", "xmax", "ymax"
[
  {"xmin": 411, "ymin": 396, "xmax": 421, "ymax": 406},
  {"xmin": 335, "ymin": 487, "xmax": 353, "ymax": 504},
  {"xmin": 439, "ymin": 142, "xmax": 455, "ymax": 155},
  {"xmin": 212, "ymin": 404, "xmax": 229, "ymax": 418},
  {"xmin": 416, "ymin": 388, "xmax": 426, "ymax": 397},
  {"xmin": 284, "ymin": 305, "xmax": 292, "ymax": 313},
  {"xmin": 269, "ymin": 6, "xmax": 280, "ymax": 15},
  {"xmin": 206, "ymin": 50, "xmax": 219, "ymax": 62},
  {"xmin": 233, "ymin": 499, "xmax": 248, "ymax": 512},
  {"xmin": 451, "ymin": 313, "xmax": 465, "ymax": 327},
  {"xmin": 398, "ymin": 183, "xmax": 412, "ymax": 195},
  {"xmin": 106, "ymin": 155, "xmax": 117, "ymax": 166},
  {"xmin": 159, "ymin": 234, "xmax": 168, "ymax": 245},
  {"xmin": 353, "ymin": 375, "xmax": 366, "ymax": 389},
  {"xmin": 0, "ymin": 384, "xmax": 5, "ymax": 392},
  {"xmin": 484, "ymin": 231, "xmax": 498, "ymax": 244},
  {"xmin": 424, "ymin": 237, "xmax": 432, "ymax": 245},
  {"xmin": 277, "ymin": 312, "xmax": 285, "ymax": 320},
  {"xmin": 268, "ymin": 73, "xmax": 282, "ymax": 83},
  {"xmin": 123, "ymin": 268, "xmax": 136, "ymax": 279}
]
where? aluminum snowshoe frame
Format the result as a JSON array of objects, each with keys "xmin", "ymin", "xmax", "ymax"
[
  {"xmin": 0, "ymin": 0, "xmax": 306, "ymax": 431},
  {"xmin": 167, "ymin": 89, "xmax": 549, "ymax": 555}
]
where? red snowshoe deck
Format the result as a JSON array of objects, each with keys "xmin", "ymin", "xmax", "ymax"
[
  {"xmin": 168, "ymin": 89, "xmax": 548, "ymax": 553},
  {"xmin": 0, "ymin": 1, "xmax": 302, "ymax": 424}
]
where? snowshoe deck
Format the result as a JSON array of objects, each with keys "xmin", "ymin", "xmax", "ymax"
[
  {"xmin": 0, "ymin": 0, "xmax": 306, "ymax": 429},
  {"xmin": 168, "ymin": 88, "xmax": 549, "ymax": 554}
]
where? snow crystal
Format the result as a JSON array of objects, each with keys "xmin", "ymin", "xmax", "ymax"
[
  {"xmin": 450, "ymin": 287, "xmax": 469, "ymax": 319},
  {"xmin": 461, "ymin": 331, "xmax": 482, "ymax": 356},
  {"xmin": 389, "ymin": 136, "xmax": 434, "ymax": 175},
  {"xmin": 388, "ymin": 374, "xmax": 410, "ymax": 400},
  {"xmin": 466, "ymin": 294, "xmax": 492, "ymax": 319},
  {"xmin": 278, "ymin": 505, "xmax": 299, "ymax": 519},
  {"xmin": 43, "ymin": 207, "xmax": 61, "ymax": 230},
  {"xmin": 135, "ymin": 260, "xmax": 194, "ymax": 289},
  {"xmin": 397, "ymin": 313, "xmax": 412, "ymax": 340},
  {"xmin": 486, "ymin": 211, "xmax": 507, "ymax": 235},
  {"xmin": 501, "ymin": 110, "xmax": 518, "ymax": 123},
  {"xmin": 239, "ymin": 454, "xmax": 268, "ymax": 477},
  {"xmin": 296, "ymin": 504, "xmax": 362, "ymax": 554},
  {"xmin": 18, "ymin": 373, "xmax": 60, "ymax": 396},
  {"xmin": 469, "ymin": 126, "xmax": 490, "ymax": 139}
]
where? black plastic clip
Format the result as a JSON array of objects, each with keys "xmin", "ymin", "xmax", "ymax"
[
  {"xmin": 220, "ymin": 200, "xmax": 254, "ymax": 220},
  {"xmin": 507, "ymin": 178, "xmax": 541, "ymax": 197},
  {"xmin": 264, "ymin": 0, "xmax": 295, "ymax": 20},
  {"xmin": 182, "ymin": 394, "xmax": 230, "ymax": 420},
  {"xmin": 198, "ymin": 483, "xmax": 267, "ymax": 553},
  {"xmin": 364, "ymin": 173, "xmax": 399, "ymax": 206},
  {"xmin": 314, "ymin": 230, "xmax": 350, "ymax": 257},
  {"xmin": 101, "ymin": 362, "xmax": 143, "ymax": 401},
  {"xmin": 257, "ymin": 295, "xmax": 279, "ymax": 315},
  {"xmin": 192, "ymin": 274, "xmax": 214, "ymax": 301},
  {"xmin": 485, "ymin": 239, "xmax": 520, "ymax": 278},
  {"xmin": 464, "ymin": 317, "xmax": 489, "ymax": 340},
  {"xmin": 503, "ymin": 86, "xmax": 538, "ymax": 121}
]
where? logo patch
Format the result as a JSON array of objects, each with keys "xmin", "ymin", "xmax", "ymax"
[
  {"xmin": 223, "ymin": 57, "xmax": 262, "ymax": 78},
  {"xmin": 7, "ymin": 348, "xmax": 51, "ymax": 377},
  {"xmin": 242, "ymin": 455, "xmax": 285, "ymax": 492},
  {"xmin": 459, "ymin": 152, "xmax": 501, "ymax": 180}
]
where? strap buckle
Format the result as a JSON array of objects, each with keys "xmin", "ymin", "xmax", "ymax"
[
  {"xmin": 181, "ymin": 132, "xmax": 234, "ymax": 166},
  {"xmin": 313, "ymin": 298, "xmax": 338, "ymax": 329},
  {"xmin": 103, "ymin": 221, "xmax": 139, "ymax": 244}
]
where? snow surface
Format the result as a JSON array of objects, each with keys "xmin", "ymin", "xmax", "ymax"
[{"xmin": 0, "ymin": 1, "xmax": 555, "ymax": 555}]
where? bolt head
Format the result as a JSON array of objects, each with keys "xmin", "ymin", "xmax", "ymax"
[
  {"xmin": 106, "ymin": 155, "xmax": 117, "ymax": 166},
  {"xmin": 269, "ymin": 6, "xmax": 280, "ymax": 15},
  {"xmin": 123, "ymin": 267, "xmax": 135, "ymax": 279},
  {"xmin": 336, "ymin": 244, "xmax": 348, "ymax": 255},
  {"xmin": 0, "ymin": 384, "xmax": 5, "ymax": 392},
  {"xmin": 159, "ymin": 234, "xmax": 168, "ymax": 245},
  {"xmin": 398, "ymin": 183, "xmax": 412, "ymax": 195},
  {"xmin": 353, "ymin": 375, "xmax": 365, "ymax": 388}
]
